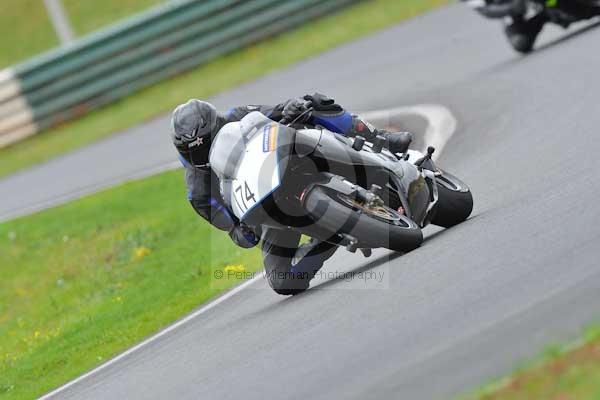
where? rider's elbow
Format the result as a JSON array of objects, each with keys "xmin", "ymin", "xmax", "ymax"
[{"xmin": 189, "ymin": 198, "xmax": 235, "ymax": 231}]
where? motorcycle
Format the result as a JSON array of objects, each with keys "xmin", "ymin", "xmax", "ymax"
[
  {"xmin": 209, "ymin": 99, "xmax": 473, "ymax": 292},
  {"xmin": 464, "ymin": 0, "xmax": 600, "ymax": 53}
]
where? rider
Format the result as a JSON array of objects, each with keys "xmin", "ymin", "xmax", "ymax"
[
  {"xmin": 505, "ymin": 1, "xmax": 548, "ymax": 53},
  {"xmin": 471, "ymin": 0, "xmax": 548, "ymax": 52},
  {"xmin": 170, "ymin": 93, "xmax": 412, "ymax": 295}
]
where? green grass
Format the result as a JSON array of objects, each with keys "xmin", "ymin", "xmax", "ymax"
[
  {"xmin": 0, "ymin": 0, "xmax": 58, "ymax": 69},
  {"xmin": 467, "ymin": 325, "xmax": 600, "ymax": 400},
  {"xmin": 62, "ymin": 0, "xmax": 163, "ymax": 36},
  {"xmin": 0, "ymin": 0, "xmax": 448, "ymax": 178},
  {"xmin": 0, "ymin": 170, "xmax": 263, "ymax": 399},
  {"xmin": 0, "ymin": 0, "xmax": 161, "ymax": 69}
]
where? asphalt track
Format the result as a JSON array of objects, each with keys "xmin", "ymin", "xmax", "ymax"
[{"xmin": 6, "ymin": 3, "xmax": 600, "ymax": 399}]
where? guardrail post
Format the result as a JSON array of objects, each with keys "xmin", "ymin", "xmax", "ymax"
[{"xmin": 43, "ymin": 0, "xmax": 76, "ymax": 45}]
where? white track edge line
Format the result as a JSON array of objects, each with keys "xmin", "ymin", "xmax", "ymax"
[{"xmin": 38, "ymin": 271, "xmax": 265, "ymax": 400}]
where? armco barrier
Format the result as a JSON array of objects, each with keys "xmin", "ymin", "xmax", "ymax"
[{"xmin": 0, "ymin": 0, "xmax": 361, "ymax": 148}]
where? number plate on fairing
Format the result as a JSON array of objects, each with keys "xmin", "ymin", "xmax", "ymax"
[{"xmin": 229, "ymin": 122, "xmax": 282, "ymax": 219}]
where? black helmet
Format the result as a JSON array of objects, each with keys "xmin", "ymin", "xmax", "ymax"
[{"xmin": 171, "ymin": 99, "xmax": 225, "ymax": 167}]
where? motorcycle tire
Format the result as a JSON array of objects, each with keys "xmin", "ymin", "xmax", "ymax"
[
  {"xmin": 302, "ymin": 186, "xmax": 423, "ymax": 253},
  {"xmin": 431, "ymin": 172, "xmax": 473, "ymax": 228}
]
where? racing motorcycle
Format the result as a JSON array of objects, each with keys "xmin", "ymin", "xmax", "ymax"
[
  {"xmin": 209, "ymin": 98, "xmax": 473, "ymax": 291},
  {"xmin": 464, "ymin": 0, "xmax": 600, "ymax": 53}
]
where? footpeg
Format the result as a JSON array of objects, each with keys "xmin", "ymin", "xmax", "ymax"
[
  {"xmin": 368, "ymin": 184, "xmax": 382, "ymax": 195},
  {"xmin": 352, "ymin": 136, "xmax": 365, "ymax": 151},
  {"xmin": 415, "ymin": 146, "xmax": 439, "ymax": 173},
  {"xmin": 342, "ymin": 234, "xmax": 359, "ymax": 253},
  {"xmin": 346, "ymin": 240, "xmax": 358, "ymax": 253}
]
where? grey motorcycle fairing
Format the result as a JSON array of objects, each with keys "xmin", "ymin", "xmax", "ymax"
[{"xmin": 295, "ymin": 128, "xmax": 434, "ymax": 226}]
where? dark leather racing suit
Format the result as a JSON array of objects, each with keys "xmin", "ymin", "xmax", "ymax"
[{"xmin": 181, "ymin": 98, "xmax": 409, "ymax": 293}]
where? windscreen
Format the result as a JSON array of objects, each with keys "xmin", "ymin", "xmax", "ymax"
[{"xmin": 209, "ymin": 112, "xmax": 273, "ymax": 180}]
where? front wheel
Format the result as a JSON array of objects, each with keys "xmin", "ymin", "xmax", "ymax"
[
  {"xmin": 431, "ymin": 171, "xmax": 473, "ymax": 228},
  {"xmin": 504, "ymin": 13, "xmax": 546, "ymax": 54},
  {"xmin": 302, "ymin": 186, "xmax": 423, "ymax": 253}
]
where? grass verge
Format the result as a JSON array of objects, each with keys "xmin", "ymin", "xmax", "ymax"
[
  {"xmin": 467, "ymin": 325, "xmax": 600, "ymax": 400},
  {"xmin": 0, "ymin": 170, "xmax": 263, "ymax": 399},
  {"xmin": 0, "ymin": 0, "xmax": 448, "ymax": 179},
  {"xmin": 0, "ymin": 0, "xmax": 162, "ymax": 69},
  {"xmin": 62, "ymin": 0, "xmax": 163, "ymax": 36},
  {"xmin": 0, "ymin": 0, "xmax": 58, "ymax": 69}
]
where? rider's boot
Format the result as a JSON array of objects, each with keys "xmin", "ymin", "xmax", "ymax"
[
  {"xmin": 504, "ymin": 12, "xmax": 548, "ymax": 53},
  {"xmin": 384, "ymin": 132, "xmax": 413, "ymax": 154},
  {"xmin": 291, "ymin": 239, "xmax": 338, "ymax": 282}
]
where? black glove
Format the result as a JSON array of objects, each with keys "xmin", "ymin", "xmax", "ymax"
[
  {"xmin": 229, "ymin": 223, "xmax": 260, "ymax": 249},
  {"xmin": 282, "ymin": 99, "xmax": 308, "ymax": 123},
  {"xmin": 351, "ymin": 115, "xmax": 413, "ymax": 154},
  {"xmin": 302, "ymin": 93, "xmax": 339, "ymax": 112}
]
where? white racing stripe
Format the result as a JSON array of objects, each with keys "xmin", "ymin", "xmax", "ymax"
[
  {"xmin": 37, "ymin": 104, "xmax": 457, "ymax": 399},
  {"xmin": 0, "ymin": 68, "xmax": 21, "ymax": 101},
  {"xmin": 0, "ymin": 67, "xmax": 40, "ymax": 147}
]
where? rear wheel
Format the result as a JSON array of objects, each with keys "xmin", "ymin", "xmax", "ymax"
[
  {"xmin": 302, "ymin": 186, "xmax": 423, "ymax": 253},
  {"xmin": 431, "ymin": 171, "xmax": 473, "ymax": 228}
]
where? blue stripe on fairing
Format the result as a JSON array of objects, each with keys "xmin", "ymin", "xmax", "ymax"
[{"xmin": 312, "ymin": 112, "xmax": 353, "ymax": 135}]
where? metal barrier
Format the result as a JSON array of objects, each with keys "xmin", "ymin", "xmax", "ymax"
[{"xmin": 0, "ymin": 0, "xmax": 360, "ymax": 148}]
